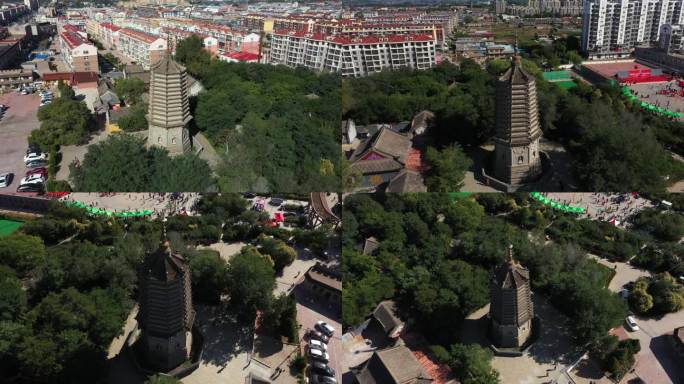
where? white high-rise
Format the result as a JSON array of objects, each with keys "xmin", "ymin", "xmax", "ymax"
[{"xmin": 582, "ymin": 0, "xmax": 684, "ymax": 59}]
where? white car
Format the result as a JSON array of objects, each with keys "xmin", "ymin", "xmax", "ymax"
[
  {"xmin": 309, "ymin": 339, "xmax": 327, "ymax": 351},
  {"xmin": 0, "ymin": 172, "xmax": 13, "ymax": 188},
  {"xmin": 626, "ymin": 316, "xmax": 639, "ymax": 331},
  {"xmin": 315, "ymin": 321, "xmax": 335, "ymax": 337},
  {"xmin": 24, "ymin": 152, "xmax": 47, "ymax": 163},
  {"xmin": 20, "ymin": 174, "xmax": 45, "ymax": 185},
  {"xmin": 308, "ymin": 347, "xmax": 329, "ymax": 363}
]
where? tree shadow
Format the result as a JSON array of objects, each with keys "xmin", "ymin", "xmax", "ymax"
[
  {"xmin": 195, "ymin": 304, "xmax": 254, "ymax": 367},
  {"xmin": 649, "ymin": 334, "xmax": 684, "ymax": 384},
  {"xmin": 527, "ymin": 295, "xmax": 579, "ymax": 366},
  {"xmin": 293, "ymin": 284, "xmax": 341, "ymax": 321}
]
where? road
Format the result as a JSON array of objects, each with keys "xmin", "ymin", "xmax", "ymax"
[
  {"xmin": 0, "ymin": 91, "xmax": 40, "ymax": 193},
  {"xmin": 571, "ymin": 255, "xmax": 683, "ymax": 384}
]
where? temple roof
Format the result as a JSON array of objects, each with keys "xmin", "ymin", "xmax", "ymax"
[
  {"xmin": 151, "ymin": 54, "xmax": 186, "ymax": 76},
  {"xmin": 493, "ymin": 245, "xmax": 530, "ymax": 289},
  {"xmin": 143, "ymin": 234, "xmax": 187, "ymax": 282},
  {"xmin": 499, "ymin": 56, "xmax": 534, "ymax": 85}
]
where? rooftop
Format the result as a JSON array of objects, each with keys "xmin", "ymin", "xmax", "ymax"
[{"xmin": 120, "ymin": 27, "xmax": 163, "ymax": 44}]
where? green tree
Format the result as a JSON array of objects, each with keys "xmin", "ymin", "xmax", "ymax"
[
  {"xmin": 30, "ymin": 97, "xmax": 95, "ymax": 149},
  {"xmin": 69, "ymin": 134, "xmax": 214, "ymax": 191},
  {"xmin": 227, "ymin": 246, "xmax": 276, "ymax": 318},
  {"xmin": 0, "ymin": 266, "xmax": 27, "ymax": 321},
  {"xmin": 174, "ymin": 34, "xmax": 212, "ymax": 78},
  {"xmin": 448, "ymin": 344, "xmax": 500, "ymax": 384},
  {"xmin": 58, "ymin": 81, "xmax": 75, "ymax": 99},
  {"xmin": 259, "ymin": 237, "xmax": 297, "ymax": 272},
  {"xmin": 424, "ymin": 144, "xmax": 473, "ymax": 192},
  {"xmin": 189, "ymin": 250, "xmax": 228, "ymax": 304},
  {"xmin": 0, "ymin": 233, "xmax": 47, "ymax": 276},
  {"xmin": 145, "ymin": 375, "xmax": 181, "ymax": 384},
  {"xmin": 114, "ymin": 78, "xmax": 146, "ymax": 105},
  {"xmin": 116, "ymin": 103, "xmax": 148, "ymax": 132},
  {"xmin": 630, "ymin": 286, "xmax": 654, "ymax": 314}
]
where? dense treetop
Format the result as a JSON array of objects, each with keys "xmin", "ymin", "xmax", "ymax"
[
  {"xmin": 343, "ymin": 55, "xmax": 684, "ymax": 192},
  {"xmin": 175, "ymin": 35, "xmax": 341, "ymax": 193}
]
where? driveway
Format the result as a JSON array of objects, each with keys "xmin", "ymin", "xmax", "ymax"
[
  {"xmin": 621, "ymin": 310, "xmax": 684, "ymax": 384},
  {"xmin": 0, "ymin": 91, "xmax": 40, "ymax": 193},
  {"xmin": 587, "ymin": 253, "xmax": 651, "ymax": 292}
]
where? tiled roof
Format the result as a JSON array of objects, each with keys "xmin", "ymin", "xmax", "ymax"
[
  {"xmin": 222, "ymin": 51, "xmax": 259, "ymax": 62},
  {"xmin": 273, "ymin": 29, "xmax": 434, "ymax": 45},
  {"xmin": 100, "ymin": 22, "xmax": 121, "ymax": 32},
  {"xmin": 119, "ymin": 28, "xmax": 161, "ymax": 44},
  {"xmin": 62, "ymin": 24, "xmax": 81, "ymax": 33},
  {"xmin": 60, "ymin": 31, "xmax": 89, "ymax": 49}
]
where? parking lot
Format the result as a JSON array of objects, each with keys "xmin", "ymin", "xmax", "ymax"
[
  {"xmin": 294, "ymin": 284, "xmax": 342, "ymax": 384},
  {"xmin": 0, "ymin": 91, "xmax": 41, "ymax": 193}
]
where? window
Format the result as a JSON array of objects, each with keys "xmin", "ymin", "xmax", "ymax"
[
  {"xmin": 158, "ymin": 136, "xmax": 162, "ymax": 143},
  {"xmin": 171, "ymin": 137, "xmax": 176, "ymax": 145},
  {"xmin": 518, "ymin": 156, "xmax": 524, "ymax": 164}
]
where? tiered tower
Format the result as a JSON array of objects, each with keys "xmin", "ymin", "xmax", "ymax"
[
  {"xmin": 489, "ymin": 245, "xmax": 534, "ymax": 348},
  {"xmin": 138, "ymin": 231, "xmax": 195, "ymax": 371},
  {"xmin": 147, "ymin": 54, "xmax": 192, "ymax": 155},
  {"xmin": 493, "ymin": 53, "xmax": 542, "ymax": 185}
]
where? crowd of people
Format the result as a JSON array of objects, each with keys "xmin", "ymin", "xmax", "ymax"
[
  {"xmin": 546, "ymin": 192, "xmax": 653, "ymax": 228},
  {"xmin": 57, "ymin": 192, "xmax": 200, "ymax": 219}
]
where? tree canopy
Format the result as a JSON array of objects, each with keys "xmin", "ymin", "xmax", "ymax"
[
  {"xmin": 173, "ymin": 35, "xmax": 340, "ymax": 193},
  {"xmin": 69, "ymin": 134, "xmax": 214, "ymax": 191},
  {"xmin": 342, "ymin": 57, "xmax": 684, "ymax": 192}
]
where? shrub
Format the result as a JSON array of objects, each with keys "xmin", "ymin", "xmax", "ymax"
[
  {"xmin": 430, "ymin": 345, "xmax": 450, "ymax": 364},
  {"xmin": 290, "ymin": 354, "xmax": 306, "ymax": 373}
]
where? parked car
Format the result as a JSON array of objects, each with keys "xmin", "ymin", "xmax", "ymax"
[
  {"xmin": 26, "ymin": 167, "xmax": 47, "ymax": 178},
  {"xmin": 625, "ymin": 316, "xmax": 639, "ymax": 331},
  {"xmin": 315, "ymin": 321, "xmax": 335, "ymax": 337},
  {"xmin": 311, "ymin": 374, "xmax": 337, "ymax": 384},
  {"xmin": 20, "ymin": 174, "xmax": 45, "ymax": 185},
  {"xmin": 307, "ymin": 348, "xmax": 329, "ymax": 363},
  {"xmin": 39, "ymin": 100, "xmax": 51, "ymax": 107},
  {"xmin": 24, "ymin": 152, "xmax": 48, "ymax": 163},
  {"xmin": 0, "ymin": 172, "xmax": 13, "ymax": 188},
  {"xmin": 242, "ymin": 192, "xmax": 256, "ymax": 199},
  {"xmin": 307, "ymin": 329, "xmax": 330, "ymax": 344},
  {"xmin": 0, "ymin": 103, "xmax": 7, "ymax": 110},
  {"xmin": 16, "ymin": 183, "xmax": 43, "ymax": 193},
  {"xmin": 26, "ymin": 159, "xmax": 48, "ymax": 169},
  {"xmin": 310, "ymin": 361, "xmax": 335, "ymax": 377},
  {"xmin": 309, "ymin": 339, "xmax": 327, "ymax": 352}
]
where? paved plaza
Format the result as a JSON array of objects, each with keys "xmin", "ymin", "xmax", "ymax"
[
  {"xmin": 459, "ymin": 296, "xmax": 579, "ymax": 384},
  {"xmin": 0, "ymin": 91, "xmax": 41, "ymax": 193},
  {"xmin": 63, "ymin": 192, "xmax": 201, "ymax": 218},
  {"xmin": 545, "ymin": 192, "xmax": 654, "ymax": 228},
  {"xmin": 181, "ymin": 305, "xmax": 257, "ymax": 384},
  {"xmin": 630, "ymin": 80, "xmax": 684, "ymax": 119}
]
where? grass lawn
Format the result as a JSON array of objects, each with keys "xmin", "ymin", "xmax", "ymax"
[{"xmin": 0, "ymin": 219, "xmax": 23, "ymax": 237}]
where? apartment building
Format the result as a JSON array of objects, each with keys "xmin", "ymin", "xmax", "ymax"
[
  {"xmin": 660, "ymin": 23, "xmax": 684, "ymax": 52},
  {"xmin": 160, "ymin": 18, "xmax": 261, "ymax": 54},
  {"xmin": 0, "ymin": 4, "xmax": 29, "ymax": 26},
  {"xmin": 99, "ymin": 23, "xmax": 121, "ymax": 49},
  {"xmin": 118, "ymin": 28, "xmax": 167, "ymax": 69},
  {"xmin": 59, "ymin": 30, "xmax": 98, "ymax": 73},
  {"xmin": 582, "ymin": 0, "xmax": 684, "ymax": 59},
  {"xmin": 0, "ymin": 68, "xmax": 32, "ymax": 92},
  {"xmin": 269, "ymin": 30, "xmax": 436, "ymax": 77}
]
